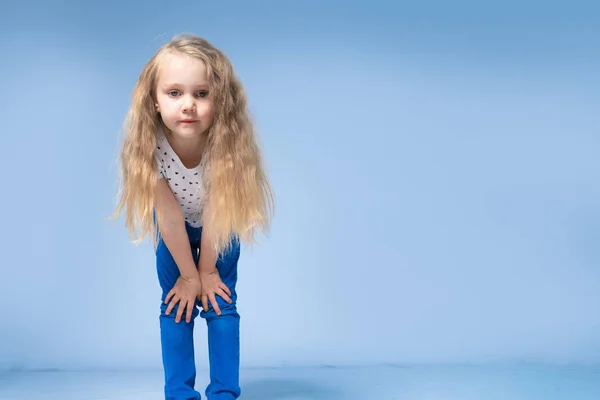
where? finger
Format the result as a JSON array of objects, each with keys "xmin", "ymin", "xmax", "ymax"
[
  {"xmin": 219, "ymin": 283, "xmax": 232, "ymax": 297},
  {"xmin": 216, "ymin": 288, "xmax": 232, "ymax": 304},
  {"xmin": 176, "ymin": 300, "xmax": 185, "ymax": 323},
  {"xmin": 186, "ymin": 299, "xmax": 193, "ymax": 323},
  {"xmin": 201, "ymin": 295, "xmax": 209, "ymax": 313},
  {"xmin": 165, "ymin": 289, "xmax": 175, "ymax": 305},
  {"xmin": 165, "ymin": 295, "xmax": 179, "ymax": 316},
  {"xmin": 210, "ymin": 294, "xmax": 221, "ymax": 316}
]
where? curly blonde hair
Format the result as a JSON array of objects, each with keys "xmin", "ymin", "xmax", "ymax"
[{"xmin": 112, "ymin": 34, "xmax": 274, "ymax": 255}]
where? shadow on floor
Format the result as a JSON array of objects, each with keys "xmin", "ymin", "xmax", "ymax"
[{"xmin": 240, "ymin": 378, "xmax": 343, "ymax": 400}]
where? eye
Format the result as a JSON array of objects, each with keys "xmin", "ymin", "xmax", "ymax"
[
  {"xmin": 196, "ymin": 90, "xmax": 209, "ymax": 98},
  {"xmin": 168, "ymin": 90, "xmax": 180, "ymax": 97}
]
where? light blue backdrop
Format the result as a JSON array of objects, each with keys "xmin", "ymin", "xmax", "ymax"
[{"xmin": 1, "ymin": 0, "xmax": 599, "ymax": 371}]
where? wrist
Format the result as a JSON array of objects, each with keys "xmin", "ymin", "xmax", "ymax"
[
  {"xmin": 198, "ymin": 256, "xmax": 217, "ymax": 275},
  {"xmin": 198, "ymin": 266, "xmax": 216, "ymax": 277},
  {"xmin": 181, "ymin": 267, "xmax": 201, "ymax": 282}
]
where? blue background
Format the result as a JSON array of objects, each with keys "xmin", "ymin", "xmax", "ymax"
[{"xmin": 1, "ymin": 0, "xmax": 599, "ymax": 371}]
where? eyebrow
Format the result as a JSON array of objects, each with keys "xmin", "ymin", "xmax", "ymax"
[{"xmin": 161, "ymin": 83, "xmax": 209, "ymax": 88}]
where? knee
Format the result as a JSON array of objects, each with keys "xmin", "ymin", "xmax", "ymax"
[
  {"xmin": 201, "ymin": 301, "xmax": 240, "ymax": 322},
  {"xmin": 160, "ymin": 302, "xmax": 200, "ymax": 321}
]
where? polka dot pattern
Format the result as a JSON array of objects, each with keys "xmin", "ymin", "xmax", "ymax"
[{"xmin": 154, "ymin": 131, "xmax": 205, "ymax": 227}]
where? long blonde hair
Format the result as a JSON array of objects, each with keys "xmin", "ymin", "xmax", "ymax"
[{"xmin": 112, "ymin": 34, "xmax": 274, "ymax": 255}]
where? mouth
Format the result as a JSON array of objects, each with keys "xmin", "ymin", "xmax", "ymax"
[{"xmin": 179, "ymin": 119, "xmax": 198, "ymax": 124}]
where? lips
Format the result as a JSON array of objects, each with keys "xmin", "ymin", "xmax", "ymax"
[{"xmin": 179, "ymin": 119, "xmax": 197, "ymax": 123}]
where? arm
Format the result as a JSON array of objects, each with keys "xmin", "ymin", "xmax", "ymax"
[
  {"xmin": 198, "ymin": 204, "xmax": 218, "ymax": 275},
  {"xmin": 155, "ymin": 177, "xmax": 199, "ymax": 281},
  {"xmin": 197, "ymin": 203, "xmax": 232, "ymax": 315},
  {"xmin": 156, "ymin": 177, "xmax": 202, "ymax": 323}
]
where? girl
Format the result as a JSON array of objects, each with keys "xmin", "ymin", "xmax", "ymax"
[{"xmin": 112, "ymin": 34, "xmax": 274, "ymax": 400}]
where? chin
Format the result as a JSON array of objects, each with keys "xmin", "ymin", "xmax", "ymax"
[{"xmin": 174, "ymin": 130, "xmax": 204, "ymax": 139}]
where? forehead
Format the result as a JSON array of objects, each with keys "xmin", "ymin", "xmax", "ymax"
[{"xmin": 156, "ymin": 51, "xmax": 208, "ymax": 86}]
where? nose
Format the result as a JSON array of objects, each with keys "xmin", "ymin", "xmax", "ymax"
[{"xmin": 181, "ymin": 95, "xmax": 196, "ymax": 112}]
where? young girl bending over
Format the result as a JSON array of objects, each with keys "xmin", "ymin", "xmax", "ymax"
[{"xmin": 113, "ymin": 33, "xmax": 273, "ymax": 400}]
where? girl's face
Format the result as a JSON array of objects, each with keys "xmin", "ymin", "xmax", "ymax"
[{"xmin": 154, "ymin": 51, "xmax": 213, "ymax": 139}]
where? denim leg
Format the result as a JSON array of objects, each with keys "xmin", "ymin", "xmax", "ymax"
[
  {"xmin": 200, "ymin": 239, "xmax": 242, "ymax": 400},
  {"xmin": 156, "ymin": 225, "xmax": 202, "ymax": 400},
  {"xmin": 202, "ymin": 304, "xmax": 241, "ymax": 399}
]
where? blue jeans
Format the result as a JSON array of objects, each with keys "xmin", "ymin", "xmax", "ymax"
[{"xmin": 155, "ymin": 222, "xmax": 241, "ymax": 400}]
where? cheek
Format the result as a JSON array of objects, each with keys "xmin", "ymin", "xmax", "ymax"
[
  {"xmin": 157, "ymin": 99, "xmax": 176, "ymax": 116},
  {"xmin": 199, "ymin": 103, "xmax": 213, "ymax": 120},
  {"xmin": 155, "ymin": 97, "xmax": 166, "ymax": 113}
]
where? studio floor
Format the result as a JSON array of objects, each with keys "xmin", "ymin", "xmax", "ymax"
[{"xmin": 1, "ymin": 363, "xmax": 599, "ymax": 400}]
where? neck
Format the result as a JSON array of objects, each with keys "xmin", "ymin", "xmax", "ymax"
[{"xmin": 165, "ymin": 130, "xmax": 206, "ymax": 169}]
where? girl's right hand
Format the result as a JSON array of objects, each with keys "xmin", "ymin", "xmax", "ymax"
[{"xmin": 164, "ymin": 276, "xmax": 202, "ymax": 323}]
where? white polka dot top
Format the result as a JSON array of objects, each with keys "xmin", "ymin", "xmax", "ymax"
[{"xmin": 155, "ymin": 130, "xmax": 206, "ymax": 227}]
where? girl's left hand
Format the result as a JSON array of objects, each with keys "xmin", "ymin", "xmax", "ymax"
[{"xmin": 199, "ymin": 269, "xmax": 232, "ymax": 315}]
